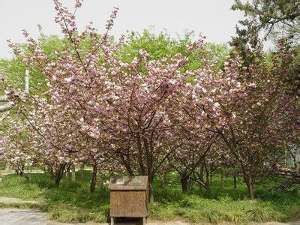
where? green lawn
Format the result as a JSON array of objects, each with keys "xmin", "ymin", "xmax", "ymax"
[{"xmin": 0, "ymin": 171, "xmax": 299, "ymax": 224}]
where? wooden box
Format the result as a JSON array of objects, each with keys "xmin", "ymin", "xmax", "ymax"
[{"xmin": 109, "ymin": 176, "xmax": 149, "ymax": 224}]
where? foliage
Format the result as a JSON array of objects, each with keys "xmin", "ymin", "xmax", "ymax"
[
  {"xmin": 120, "ymin": 30, "xmax": 229, "ymax": 72},
  {"xmin": 231, "ymin": 0, "xmax": 300, "ymax": 45}
]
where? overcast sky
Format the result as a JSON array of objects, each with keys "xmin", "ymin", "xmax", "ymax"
[{"xmin": 0, "ymin": 0, "xmax": 245, "ymax": 59}]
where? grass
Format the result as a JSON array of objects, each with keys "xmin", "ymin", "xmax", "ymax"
[
  {"xmin": 149, "ymin": 173, "xmax": 300, "ymax": 224},
  {"xmin": 0, "ymin": 171, "xmax": 299, "ymax": 224},
  {"xmin": 0, "ymin": 171, "xmax": 109, "ymax": 223}
]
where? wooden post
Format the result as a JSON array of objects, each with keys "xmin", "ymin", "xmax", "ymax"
[{"xmin": 110, "ymin": 217, "xmax": 114, "ymax": 225}]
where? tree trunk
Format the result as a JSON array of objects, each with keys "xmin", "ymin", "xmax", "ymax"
[
  {"xmin": 55, "ymin": 164, "xmax": 66, "ymax": 187},
  {"xmin": 119, "ymin": 153, "xmax": 134, "ymax": 176},
  {"xmin": 15, "ymin": 165, "xmax": 25, "ymax": 176},
  {"xmin": 147, "ymin": 175, "xmax": 154, "ymax": 203},
  {"xmin": 220, "ymin": 171, "xmax": 224, "ymax": 188},
  {"xmin": 181, "ymin": 176, "xmax": 189, "ymax": 193},
  {"xmin": 136, "ymin": 133, "xmax": 146, "ymax": 175},
  {"xmin": 199, "ymin": 165, "xmax": 204, "ymax": 191},
  {"xmin": 90, "ymin": 164, "xmax": 97, "ymax": 193},
  {"xmin": 244, "ymin": 174, "xmax": 255, "ymax": 200},
  {"xmin": 199, "ymin": 181, "xmax": 202, "ymax": 192},
  {"xmin": 81, "ymin": 164, "xmax": 85, "ymax": 181},
  {"xmin": 296, "ymin": 163, "xmax": 300, "ymax": 174},
  {"xmin": 295, "ymin": 152, "xmax": 300, "ymax": 173},
  {"xmin": 205, "ymin": 165, "xmax": 211, "ymax": 190},
  {"xmin": 65, "ymin": 164, "xmax": 71, "ymax": 180},
  {"xmin": 20, "ymin": 165, "xmax": 25, "ymax": 176},
  {"xmin": 286, "ymin": 144, "xmax": 300, "ymax": 173},
  {"xmin": 47, "ymin": 166, "xmax": 54, "ymax": 177},
  {"xmin": 160, "ymin": 172, "xmax": 167, "ymax": 188},
  {"xmin": 205, "ymin": 170, "xmax": 209, "ymax": 185},
  {"xmin": 5, "ymin": 164, "xmax": 11, "ymax": 172},
  {"xmin": 149, "ymin": 184, "xmax": 154, "ymax": 203},
  {"xmin": 233, "ymin": 174, "xmax": 237, "ymax": 189},
  {"xmin": 205, "ymin": 181, "xmax": 211, "ymax": 191},
  {"xmin": 71, "ymin": 164, "xmax": 76, "ymax": 181}
]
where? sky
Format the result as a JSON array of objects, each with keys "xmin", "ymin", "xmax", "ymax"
[{"xmin": 0, "ymin": 0, "xmax": 245, "ymax": 59}]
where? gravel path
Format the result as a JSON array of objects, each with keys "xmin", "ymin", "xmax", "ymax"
[{"xmin": 0, "ymin": 208, "xmax": 47, "ymax": 225}]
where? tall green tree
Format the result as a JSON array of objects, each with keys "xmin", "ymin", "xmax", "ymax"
[
  {"xmin": 231, "ymin": 0, "xmax": 300, "ymax": 95},
  {"xmin": 231, "ymin": 0, "xmax": 300, "ymax": 46}
]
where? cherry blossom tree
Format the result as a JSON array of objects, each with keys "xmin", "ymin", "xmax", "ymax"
[
  {"xmin": 4, "ymin": 0, "xmax": 299, "ymax": 201},
  {"xmin": 166, "ymin": 76, "xmax": 219, "ymax": 192},
  {"xmin": 204, "ymin": 49, "xmax": 299, "ymax": 199},
  {"xmin": 8, "ymin": 0, "xmax": 209, "ymax": 200},
  {"xmin": 1, "ymin": 116, "xmax": 35, "ymax": 175}
]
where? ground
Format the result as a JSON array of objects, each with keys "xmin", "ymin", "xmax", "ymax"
[
  {"xmin": 0, "ymin": 207, "xmax": 299, "ymax": 225},
  {"xmin": 0, "ymin": 170, "xmax": 299, "ymax": 224}
]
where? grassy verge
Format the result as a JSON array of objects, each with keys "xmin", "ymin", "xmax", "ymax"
[
  {"xmin": 0, "ymin": 171, "xmax": 299, "ymax": 224},
  {"xmin": 150, "ymin": 173, "xmax": 300, "ymax": 224}
]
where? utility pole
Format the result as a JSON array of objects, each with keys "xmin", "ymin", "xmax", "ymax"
[{"xmin": 25, "ymin": 69, "xmax": 29, "ymax": 95}]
